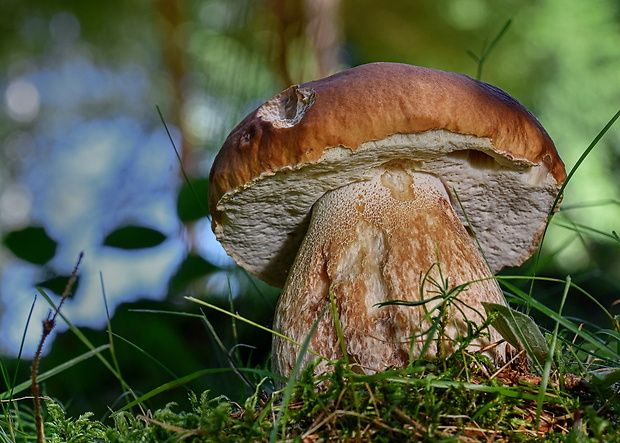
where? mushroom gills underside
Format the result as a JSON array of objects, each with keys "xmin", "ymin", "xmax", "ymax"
[{"xmin": 271, "ymin": 164, "xmax": 507, "ymax": 378}]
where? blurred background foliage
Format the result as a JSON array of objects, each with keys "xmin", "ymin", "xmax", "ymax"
[{"xmin": 0, "ymin": 0, "xmax": 619, "ymax": 418}]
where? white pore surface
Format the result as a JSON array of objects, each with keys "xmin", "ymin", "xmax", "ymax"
[{"xmin": 214, "ymin": 129, "xmax": 559, "ymax": 287}]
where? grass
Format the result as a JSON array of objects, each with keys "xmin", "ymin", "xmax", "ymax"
[
  {"xmin": 1, "ymin": 75, "xmax": 620, "ymax": 443},
  {"xmin": 1, "ymin": 265, "xmax": 619, "ymax": 441}
]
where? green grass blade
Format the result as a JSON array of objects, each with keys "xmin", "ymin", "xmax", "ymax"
[
  {"xmin": 200, "ymin": 310, "xmax": 255, "ymax": 392},
  {"xmin": 113, "ymin": 366, "xmax": 280, "ymax": 414},
  {"xmin": 37, "ymin": 289, "xmax": 119, "ymax": 373},
  {"xmin": 556, "ymin": 108, "xmax": 620, "ymax": 209},
  {"xmin": 157, "ymin": 105, "xmax": 210, "ymax": 219},
  {"xmin": 128, "ymin": 308, "xmax": 205, "ymax": 319},
  {"xmin": 185, "ymin": 296, "xmax": 325, "ymax": 360},
  {"xmin": 329, "ymin": 291, "xmax": 349, "ymax": 365},
  {"xmin": 1, "ymin": 344, "xmax": 110, "ymax": 399},
  {"xmin": 114, "ymin": 368, "xmax": 229, "ymax": 413},
  {"xmin": 1, "ymin": 295, "xmax": 37, "ymax": 401},
  {"xmin": 500, "ymin": 279, "xmax": 618, "ymax": 362},
  {"xmin": 109, "ymin": 333, "xmax": 181, "ymax": 382},
  {"xmin": 467, "ymin": 19, "xmax": 512, "ymax": 80},
  {"xmin": 536, "ymin": 276, "xmax": 570, "ymax": 427},
  {"xmin": 380, "ymin": 373, "xmax": 558, "ymax": 402},
  {"xmin": 270, "ymin": 304, "xmax": 329, "ymax": 443}
]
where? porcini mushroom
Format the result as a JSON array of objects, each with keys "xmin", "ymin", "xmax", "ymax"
[{"xmin": 209, "ymin": 63, "xmax": 566, "ymax": 378}]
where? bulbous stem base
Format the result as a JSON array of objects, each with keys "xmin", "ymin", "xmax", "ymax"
[{"xmin": 272, "ymin": 165, "xmax": 506, "ymax": 378}]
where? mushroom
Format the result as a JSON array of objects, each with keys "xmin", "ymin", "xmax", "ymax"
[{"xmin": 209, "ymin": 63, "xmax": 566, "ymax": 378}]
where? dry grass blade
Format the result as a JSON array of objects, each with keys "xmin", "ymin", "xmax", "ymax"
[{"xmin": 31, "ymin": 252, "xmax": 83, "ymax": 443}]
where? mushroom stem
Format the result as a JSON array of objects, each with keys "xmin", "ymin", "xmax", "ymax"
[{"xmin": 272, "ymin": 164, "xmax": 506, "ymax": 377}]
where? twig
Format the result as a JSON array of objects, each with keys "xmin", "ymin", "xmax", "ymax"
[{"xmin": 31, "ymin": 252, "xmax": 83, "ymax": 443}]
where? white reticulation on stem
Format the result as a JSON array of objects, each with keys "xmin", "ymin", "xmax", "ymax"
[{"xmin": 272, "ymin": 164, "xmax": 506, "ymax": 377}]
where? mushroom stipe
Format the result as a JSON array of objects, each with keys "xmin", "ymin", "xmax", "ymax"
[
  {"xmin": 209, "ymin": 62, "xmax": 566, "ymax": 378},
  {"xmin": 272, "ymin": 166, "xmax": 507, "ymax": 377}
]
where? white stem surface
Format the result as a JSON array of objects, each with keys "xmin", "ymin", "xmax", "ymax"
[{"xmin": 272, "ymin": 164, "xmax": 506, "ymax": 377}]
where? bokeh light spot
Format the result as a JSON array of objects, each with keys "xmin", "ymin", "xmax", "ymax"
[
  {"xmin": 49, "ymin": 12, "xmax": 81, "ymax": 45},
  {"xmin": 0, "ymin": 184, "xmax": 32, "ymax": 229},
  {"xmin": 445, "ymin": 0, "xmax": 487, "ymax": 30},
  {"xmin": 5, "ymin": 79, "xmax": 40, "ymax": 122}
]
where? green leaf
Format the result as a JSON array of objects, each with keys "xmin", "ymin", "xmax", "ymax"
[
  {"xmin": 482, "ymin": 302, "xmax": 549, "ymax": 366},
  {"xmin": 377, "ymin": 295, "xmax": 445, "ymax": 308},
  {"xmin": 3, "ymin": 225, "xmax": 57, "ymax": 264},
  {"xmin": 103, "ymin": 225, "xmax": 166, "ymax": 249},
  {"xmin": 177, "ymin": 177, "xmax": 210, "ymax": 222},
  {"xmin": 590, "ymin": 368, "xmax": 620, "ymax": 390}
]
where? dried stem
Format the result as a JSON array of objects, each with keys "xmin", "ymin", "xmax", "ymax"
[{"xmin": 31, "ymin": 252, "xmax": 84, "ymax": 443}]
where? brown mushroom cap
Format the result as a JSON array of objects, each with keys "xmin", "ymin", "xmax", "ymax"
[{"xmin": 209, "ymin": 62, "xmax": 566, "ymax": 287}]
